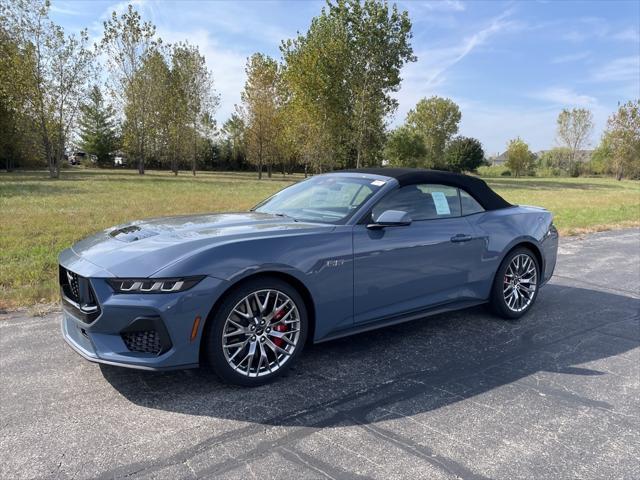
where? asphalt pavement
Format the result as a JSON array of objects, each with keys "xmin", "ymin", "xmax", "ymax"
[{"xmin": 1, "ymin": 229, "xmax": 639, "ymax": 479}]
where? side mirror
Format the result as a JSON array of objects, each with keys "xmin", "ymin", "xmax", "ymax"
[{"xmin": 367, "ymin": 210, "xmax": 412, "ymax": 229}]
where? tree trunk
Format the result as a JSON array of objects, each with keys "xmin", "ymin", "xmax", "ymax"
[
  {"xmin": 45, "ymin": 139, "xmax": 57, "ymax": 179},
  {"xmin": 192, "ymin": 123, "xmax": 197, "ymax": 176},
  {"xmin": 267, "ymin": 163, "xmax": 272, "ymax": 178},
  {"xmin": 257, "ymin": 162, "xmax": 262, "ymax": 180}
]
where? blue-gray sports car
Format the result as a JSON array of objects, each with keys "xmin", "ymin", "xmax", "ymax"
[{"xmin": 59, "ymin": 168, "xmax": 558, "ymax": 385}]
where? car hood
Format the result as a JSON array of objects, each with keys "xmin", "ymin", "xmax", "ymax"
[{"xmin": 67, "ymin": 212, "xmax": 333, "ymax": 278}]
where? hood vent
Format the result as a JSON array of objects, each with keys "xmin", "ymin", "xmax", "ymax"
[{"xmin": 109, "ymin": 225, "xmax": 159, "ymax": 243}]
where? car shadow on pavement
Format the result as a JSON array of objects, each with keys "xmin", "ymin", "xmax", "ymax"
[{"xmin": 100, "ymin": 284, "xmax": 639, "ymax": 428}]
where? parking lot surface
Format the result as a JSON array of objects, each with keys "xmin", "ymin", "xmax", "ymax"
[{"xmin": 1, "ymin": 229, "xmax": 639, "ymax": 479}]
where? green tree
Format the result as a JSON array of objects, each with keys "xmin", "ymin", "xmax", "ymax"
[
  {"xmin": 601, "ymin": 100, "xmax": 640, "ymax": 180},
  {"xmin": 589, "ymin": 137, "xmax": 612, "ymax": 176},
  {"xmin": 383, "ymin": 126, "xmax": 426, "ymax": 167},
  {"xmin": 330, "ymin": 0, "xmax": 415, "ymax": 167},
  {"xmin": 127, "ymin": 47, "xmax": 171, "ymax": 170},
  {"xmin": 406, "ymin": 96, "xmax": 461, "ymax": 169},
  {"xmin": 101, "ymin": 4, "xmax": 159, "ymax": 174},
  {"xmin": 2, "ymin": 0, "xmax": 94, "ymax": 178},
  {"xmin": 171, "ymin": 42, "xmax": 218, "ymax": 176},
  {"xmin": 281, "ymin": 13, "xmax": 351, "ymax": 173},
  {"xmin": 538, "ymin": 147, "xmax": 572, "ymax": 175},
  {"xmin": 78, "ymin": 85, "xmax": 118, "ymax": 166},
  {"xmin": 240, "ymin": 53, "xmax": 281, "ymax": 179},
  {"xmin": 281, "ymin": 0, "xmax": 415, "ymax": 170},
  {"xmin": 0, "ymin": 24, "xmax": 39, "ymax": 171},
  {"xmin": 505, "ymin": 137, "xmax": 535, "ymax": 177},
  {"xmin": 444, "ymin": 136, "xmax": 484, "ymax": 173},
  {"xmin": 221, "ymin": 113, "xmax": 246, "ymax": 169},
  {"xmin": 556, "ymin": 108, "xmax": 594, "ymax": 176}
]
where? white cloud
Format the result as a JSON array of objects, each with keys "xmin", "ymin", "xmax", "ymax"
[
  {"xmin": 532, "ymin": 87, "xmax": 597, "ymax": 107},
  {"xmin": 391, "ymin": 9, "xmax": 516, "ymax": 124},
  {"xmin": 612, "ymin": 28, "xmax": 640, "ymax": 42},
  {"xmin": 425, "ymin": 10, "xmax": 516, "ymax": 87},
  {"xmin": 49, "ymin": 3, "xmax": 83, "ymax": 16},
  {"xmin": 551, "ymin": 51, "xmax": 590, "ymax": 64},
  {"xmin": 591, "ymin": 56, "xmax": 640, "ymax": 84},
  {"xmin": 405, "ymin": 0, "xmax": 465, "ymax": 12}
]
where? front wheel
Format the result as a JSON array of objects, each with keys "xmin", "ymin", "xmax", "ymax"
[
  {"xmin": 489, "ymin": 248, "xmax": 540, "ymax": 319},
  {"xmin": 203, "ymin": 277, "xmax": 308, "ymax": 386}
]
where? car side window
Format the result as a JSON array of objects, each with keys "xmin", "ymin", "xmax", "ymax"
[
  {"xmin": 460, "ymin": 189, "xmax": 485, "ymax": 215},
  {"xmin": 372, "ymin": 184, "xmax": 461, "ymax": 221}
]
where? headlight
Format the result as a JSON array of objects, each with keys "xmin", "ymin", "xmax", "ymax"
[{"xmin": 107, "ymin": 276, "xmax": 205, "ymax": 294}]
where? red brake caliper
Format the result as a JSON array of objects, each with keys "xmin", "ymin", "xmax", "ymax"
[{"xmin": 272, "ymin": 308, "xmax": 288, "ymax": 348}]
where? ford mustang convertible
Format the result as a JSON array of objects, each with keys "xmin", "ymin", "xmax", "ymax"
[{"xmin": 59, "ymin": 168, "xmax": 558, "ymax": 385}]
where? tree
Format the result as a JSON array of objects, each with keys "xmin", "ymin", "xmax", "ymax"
[
  {"xmin": 240, "ymin": 53, "xmax": 281, "ymax": 179},
  {"xmin": 280, "ymin": 0, "xmax": 416, "ymax": 170},
  {"xmin": 171, "ymin": 42, "xmax": 218, "ymax": 175},
  {"xmin": 601, "ymin": 100, "xmax": 640, "ymax": 180},
  {"xmin": 383, "ymin": 126, "xmax": 426, "ymax": 167},
  {"xmin": 589, "ymin": 136, "xmax": 612, "ymax": 176},
  {"xmin": 505, "ymin": 138, "xmax": 535, "ymax": 177},
  {"xmin": 444, "ymin": 136, "xmax": 485, "ymax": 173},
  {"xmin": 330, "ymin": 0, "xmax": 416, "ymax": 168},
  {"xmin": 78, "ymin": 85, "xmax": 118, "ymax": 166},
  {"xmin": 101, "ymin": 4, "xmax": 159, "ymax": 174},
  {"xmin": 281, "ymin": 13, "xmax": 351, "ymax": 173},
  {"xmin": 406, "ymin": 96, "xmax": 461, "ymax": 169},
  {"xmin": 221, "ymin": 113, "xmax": 246, "ymax": 169},
  {"xmin": 0, "ymin": 24, "xmax": 39, "ymax": 171},
  {"xmin": 556, "ymin": 108, "xmax": 594, "ymax": 176},
  {"xmin": 538, "ymin": 147, "xmax": 571, "ymax": 171},
  {"xmin": 2, "ymin": 0, "xmax": 94, "ymax": 178}
]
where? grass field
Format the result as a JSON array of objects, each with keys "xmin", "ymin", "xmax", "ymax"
[{"xmin": 1, "ymin": 169, "xmax": 639, "ymax": 310}]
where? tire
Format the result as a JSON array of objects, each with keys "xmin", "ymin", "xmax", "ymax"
[
  {"xmin": 202, "ymin": 276, "xmax": 308, "ymax": 386},
  {"xmin": 489, "ymin": 247, "xmax": 540, "ymax": 319}
]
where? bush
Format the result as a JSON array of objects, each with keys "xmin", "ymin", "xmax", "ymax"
[
  {"xmin": 477, "ymin": 165, "xmax": 509, "ymax": 177},
  {"xmin": 501, "ymin": 169, "xmax": 511, "ymax": 176},
  {"xmin": 535, "ymin": 167, "xmax": 563, "ymax": 177}
]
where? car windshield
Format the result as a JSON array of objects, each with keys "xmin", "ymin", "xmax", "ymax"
[{"xmin": 253, "ymin": 175, "xmax": 386, "ymax": 224}]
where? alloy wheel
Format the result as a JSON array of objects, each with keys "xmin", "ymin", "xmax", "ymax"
[
  {"xmin": 222, "ymin": 289, "xmax": 301, "ymax": 377},
  {"xmin": 503, "ymin": 253, "xmax": 537, "ymax": 312}
]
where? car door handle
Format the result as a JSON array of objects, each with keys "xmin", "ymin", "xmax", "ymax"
[{"xmin": 450, "ymin": 234, "xmax": 473, "ymax": 243}]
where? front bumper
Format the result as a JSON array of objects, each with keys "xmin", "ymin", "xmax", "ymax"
[{"xmin": 59, "ymin": 251, "xmax": 229, "ymax": 371}]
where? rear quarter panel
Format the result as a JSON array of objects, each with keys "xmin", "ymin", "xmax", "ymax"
[{"xmin": 465, "ymin": 206, "xmax": 556, "ymax": 298}]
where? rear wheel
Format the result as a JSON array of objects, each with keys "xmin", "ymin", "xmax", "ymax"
[
  {"xmin": 203, "ymin": 277, "xmax": 308, "ymax": 386},
  {"xmin": 490, "ymin": 247, "xmax": 540, "ymax": 319}
]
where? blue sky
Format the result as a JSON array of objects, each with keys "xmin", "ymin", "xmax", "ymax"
[{"xmin": 50, "ymin": 0, "xmax": 639, "ymax": 155}]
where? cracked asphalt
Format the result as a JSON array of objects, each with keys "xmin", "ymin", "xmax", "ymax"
[{"xmin": 1, "ymin": 229, "xmax": 639, "ymax": 479}]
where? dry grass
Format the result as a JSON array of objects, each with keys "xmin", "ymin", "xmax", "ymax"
[{"xmin": 1, "ymin": 169, "xmax": 638, "ymax": 310}]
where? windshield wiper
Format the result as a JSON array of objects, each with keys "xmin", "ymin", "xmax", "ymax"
[{"xmin": 272, "ymin": 212, "xmax": 298, "ymax": 222}]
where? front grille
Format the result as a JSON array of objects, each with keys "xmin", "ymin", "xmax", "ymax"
[
  {"xmin": 59, "ymin": 266, "xmax": 100, "ymax": 323},
  {"xmin": 67, "ymin": 270, "xmax": 80, "ymax": 302},
  {"xmin": 122, "ymin": 330, "xmax": 162, "ymax": 355}
]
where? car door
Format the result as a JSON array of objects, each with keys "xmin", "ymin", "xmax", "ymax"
[{"xmin": 353, "ymin": 183, "xmax": 485, "ymax": 325}]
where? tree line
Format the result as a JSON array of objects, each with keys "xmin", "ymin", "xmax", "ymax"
[
  {"xmin": 1, "ymin": 0, "xmax": 638, "ymax": 179},
  {"xmin": 500, "ymin": 103, "xmax": 639, "ymax": 180}
]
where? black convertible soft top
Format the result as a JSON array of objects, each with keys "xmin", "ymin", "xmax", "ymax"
[{"xmin": 343, "ymin": 168, "xmax": 512, "ymax": 211}]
